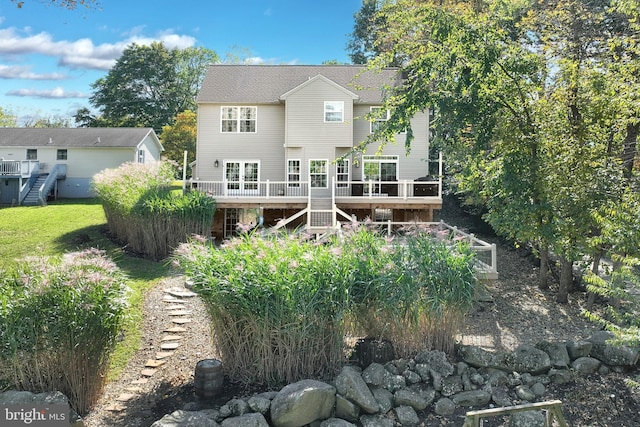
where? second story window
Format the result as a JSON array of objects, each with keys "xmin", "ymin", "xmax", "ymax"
[
  {"xmin": 57, "ymin": 149, "xmax": 67, "ymax": 160},
  {"xmin": 370, "ymin": 107, "xmax": 390, "ymax": 133},
  {"xmin": 26, "ymin": 149, "xmax": 37, "ymax": 160},
  {"xmin": 221, "ymin": 106, "xmax": 257, "ymax": 133},
  {"xmin": 324, "ymin": 101, "xmax": 344, "ymax": 123}
]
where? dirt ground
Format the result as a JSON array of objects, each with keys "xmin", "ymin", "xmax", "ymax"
[{"xmin": 83, "ymin": 197, "xmax": 640, "ymax": 426}]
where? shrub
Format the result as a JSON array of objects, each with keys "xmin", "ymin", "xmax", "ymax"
[
  {"xmin": 173, "ymin": 224, "xmax": 477, "ymax": 385},
  {"xmin": 93, "ymin": 161, "xmax": 215, "ymax": 259},
  {"xmin": 0, "ymin": 249, "xmax": 128, "ymax": 415}
]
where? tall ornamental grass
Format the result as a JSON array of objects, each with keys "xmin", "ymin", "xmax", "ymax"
[
  {"xmin": 173, "ymin": 224, "xmax": 477, "ymax": 385},
  {"xmin": 93, "ymin": 161, "xmax": 215, "ymax": 260},
  {"xmin": 173, "ymin": 233, "xmax": 352, "ymax": 385},
  {"xmin": 0, "ymin": 249, "xmax": 128, "ymax": 415}
]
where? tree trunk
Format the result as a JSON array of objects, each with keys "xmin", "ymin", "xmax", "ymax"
[
  {"xmin": 539, "ymin": 244, "xmax": 550, "ymax": 290},
  {"xmin": 586, "ymin": 251, "xmax": 602, "ymax": 310},
  {"xmin": 622, "ymin": 122, "xmax": 639, "ymax": 179},
  {"xmin": 557, "ymin": 257, "xmax": 573, "ymax": 303}
]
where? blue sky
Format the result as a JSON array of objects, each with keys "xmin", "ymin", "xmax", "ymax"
[{"xmin": 0, "ymin": 0, "xmax": 362, "ymax": 125}]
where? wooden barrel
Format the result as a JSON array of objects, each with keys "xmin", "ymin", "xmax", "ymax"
[{"xmin": 194, "ymin": 359, "xmax": 224, "ymax": 399}]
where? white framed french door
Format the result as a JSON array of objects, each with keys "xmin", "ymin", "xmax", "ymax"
[{"xmin": 224, "ymin": 161, "xmax": 259, "ymax": 195}]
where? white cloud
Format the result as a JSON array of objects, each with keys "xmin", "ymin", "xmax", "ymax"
[
  {"xmin": 7, "ymin": 86, "xmax": 88, "ymax": 99},
  {"xmin": 0, "ymin": 65, "xmax": 66, "ymax": 80}
]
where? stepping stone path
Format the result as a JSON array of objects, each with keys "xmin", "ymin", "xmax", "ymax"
[{"xmin": 109, "ymin": 283, "xmax": 198, "ymax": 411}]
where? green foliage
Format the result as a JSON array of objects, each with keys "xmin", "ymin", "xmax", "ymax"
[
  {"xmin": 160, "ymin": 110, "xmax": 197, "ymax": 169},
  {"xmin": 173, "ymin": 225, "xmax": 476, "ymax": 385},
  {"xmin": 93, "ymin": 161, "xmax": 215, "ymax": 260},
  {"xmin": 0, "ymin": 249, "xmax": 128, "ymax": 415},
  {"xmin": 0, "ymin": 106, "xmax": 17, "ymax": 127},
  {"xmin": 87, "ymin": 43, "xmax": 217, "ymax": 132}
]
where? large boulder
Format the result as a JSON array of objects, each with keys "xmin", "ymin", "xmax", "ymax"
[
  {"xmin": 221, "ymin": 413, "xmax": 269, "ymax": 427},
  {"xmin": 334, "ymin": 366, "xmax": 380, "ymax": 414},
  {"xmin": 503, "ymin": 345, "xmax": 552, "ymax": 374},
  {"xmin": 150, "ymin": 410, "xmax": 218, "ymax": 427},
  {"xmin": 587, "ymin": 331, "xmax": 640, "ymax": 367},
  {"xmin": 270, "ymin": 380, "xmax": 336, "ymax": 427},
  {"xmin": 535, "ymin": 340, "xmax": 570, "ymax": 368}
]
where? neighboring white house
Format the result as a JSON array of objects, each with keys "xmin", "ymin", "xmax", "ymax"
[
  {"xmin": 191, "ymin": 65, "xmax": 443, "ymax": 239},
  {"xmin": 0, "ymin": 127, "xmax": 163, "ymax": 205}
]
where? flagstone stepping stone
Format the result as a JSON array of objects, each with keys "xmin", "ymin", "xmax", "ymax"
[
  {"xmin": 164, "ymin": 326, "xmax": 187, "ymax": 333},
  {"xmin": 161, "ymin": 334, "xmax": 183, "ymax": 341},
  {"xmin": 131, "ymin": 378, "xmax": 149, "ymax": 385},
  {"xmin": 125, "ymin": 386, "xmax": 143, "ymax": 393},
  {"xmin": 168, "ymin": 310, "xmax": 192, "ymax": 316},
  {"xmin": 165, "ymin": 289, "xmax": 198, "ymax": 298},
  {"xmin": 156, "ymin": 352, "xmax": 174, "ymax": 359},
  {"xmin": 162, "ymin": 296, "xmax": 186, "ymax": 303},
  {"xmin": 161, "ymin": 342, "xmax": 181, "ymax": 350},
  {"xmin": 116, "ymin": 393, "xmax": 135, "ymax": 402},
  {"xmin": 164, "ymin": 304, "xmax": 186, "ymax": 310},
  {"xmin": 171, "ymin": 318, "xmax": 192, "ymax": 324},
  {"xmin": 141, "ymin": 368, "xmax": 157, "ymax": 377},
  {"xmin": 145, "ymin": 359, "xmax": 166, "ymax": 368},
  {"xmin": 105, "ymin": 403, "xmax": 126, "ymax": 412}
]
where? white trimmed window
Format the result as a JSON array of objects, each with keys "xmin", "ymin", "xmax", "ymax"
[
  {"xmin": 370, "ymin": 107, "xmax": 390, "ymax": 133},
  {"xmin": 26, "ymin": 149, "xmax": 37, "ymax": 160},
  {"xmin": 56, "ymin": 149, "xmax": 67, "ymax": 160},
  {"xmin": 324, "ymin": 101, "xmax": 344, "ymax": 123},
  {"xmin": 137, "ymin": 149, "xmax": 145, "ymax": 163},
  {"xmin": 221, "ymin": 106, "xmax": 257, "ymax": 133},
  {"xmin": 336, "ymin": 159, "xmax": 349, "ymax": 188},
  {"xmin": 287, "ymin": 159, "xmax": 301, "ymax": 188},
  {"xmin": 309, "ymin": 159, "xmax": 328, "ymax": 188}
]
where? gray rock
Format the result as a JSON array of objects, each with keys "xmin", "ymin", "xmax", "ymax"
[
  {"xmin": 470, "ymin": 372, "xmax": 485, "ymax": 386},
  {"xmin": 320, "ymin": 418, "xmax": 357, "ymax": 427},
  {"xmin": 508, "ymin": 410, "xmax": 546, "ymax": 427},
  {"xmin": 547, "ymin": 368, "xmax": 572, "ymax": 384},
  {"xmin": 359, "ymin": 415, "xmax": 395, "ymax": 427},
  {"xmin": 413, "ymin": 364, "xmax": 431, "ymax": 382},
  {"xmin": 486, "ymin": 370, "xmax": 509, "ymax": 387},
  {"xmin": 256, "ymin": 391, "xmax": 278, "ymax": 400},
  {"xmin": 571, "ymin": 357, "xmax": 601, "ymax": 375},
  {"xmin": 221, "ymin": 413, "xmax": 269, "ymax": 427},
  {"xmin": 566, "ymin": 340, "xmax": 592, "ymax": 360},
  {"xmin": 383, "ymin": 374, "xmax": 406, "ymax": 392},
  {"xmin": 270, "ymin": 379, "xmax": 336, "ymax": 427},
  {"xmin": 226, "ymin": 399, "xmax": 249, "ymax": 416},
  {"xmin": 491, "ymin": 386, "xmax": 513, "ymax": 407},
  {"xmin": 393, "ymin": 389, "xmax": 428, "ymax": 411},
  {"xmin": 515, "ymin": 385, "xmax": 536, "ymax": 402},
  {"xmin": 362, "ymin": 363, "xmax": 387, "ymax": 387},
  {"xmin": 587, "ymin": 331, "xmax": 640, "ymax": 367},
  {"xmin": 334, "ymin": 366, "xmax": 379, "ymax": 414},
  {"xmin": 530, "ymin": 382, "xmax": 546, "ymax": 397},
  {"xmin": 414, "ymin": 350, "xmax": 454, "ymax": 377},
  {"xmin": 441, "ymin": 376, "xmax": 464, "ymax": 397},
  {"xmin": 394, "ymin": 405, "xmax": 420, "ymax": 426},
  {"xmin": 535, "ymin": 340, "xmax": 570, "ymax": 368},
  {"xmin": 371, "ymin": 388, "xmax": 394, "ymax": 414},
  {"xmin": 403, "ymin": 369, "xmax": 422, "ymax": 385},
  {"xmin": 434, "ymin": 398, "xmax": 456, "ymax": 416},
  {"xmin": 451, "ymin": 390, "xmax": 491, "ymax": 407},
  {"xmin": 247, "ymin": 396, "xmax": 271, "ymax": 414},
  {"xmin": 457, "ymin": 361, "xmax": 470, "ymax": 376},
  {"xmin": 503, "ymin": 345, "xmax": 551, "ymax": 375},
  {"xmin": 335, "ymin": 394, "xmax": 360, "ymax": 422},
  {"xmin": 519, "ymin": 373, "xmax": 534, "ymax": 386},
  {"xmin": 0, "ymin": 390, "xmax": 36, "ymax": 404},
  {"xmin": 458, "ymin": 345, "xmax": 497, "ymax": 368},
  {"xmin": 150, "ymin": 410, "xmax": 218, "ymax": 427},
  {"xmin": 598, "ymin": 365, "xmax": 611, "ymax": 375}
]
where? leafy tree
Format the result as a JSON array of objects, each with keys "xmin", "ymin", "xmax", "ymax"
[
  {"xmin": 160, "ymin": 110, "xmax": 197, "ymax": 174},
  {"xmin": 87, "ymin": 43, "xmax": 217, "ymax": 132},
  {"xmin": 24, "ymin": 116, "xmax": 71, "ymax": 127},
  {"xmin": 10, "ymin": 0, "xmax": 98, "ymax": 9},
  {"xmin": 0, "ymin": 106, "xmax": 17, "ymax": 127}
]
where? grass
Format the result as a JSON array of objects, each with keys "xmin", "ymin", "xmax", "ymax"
[{"xmin": 0, "ymin": 199, "xmax": 170, "ymax": 381}]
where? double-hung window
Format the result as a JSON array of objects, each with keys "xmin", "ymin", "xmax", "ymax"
[
  {"xmin": 370, "ymin": 107, "xmax": 390, "ymax": 133},
  {"xmin": 309, "ymin": 160, "xmax": 328, "ymax": 188},
  {"xmin": 221, "ymin": 106, "xmax": 257, "ymax": 133},
  {"xmin": 137, "ymin": 149, "xmax": 145, "ymax": 163},
  {"xmin": 57, "ymin": 149, "xmax": 67, "ymax": 160},
  {"xmin": 324, "ymin": 101, "xmax": 344, "ymax": 123},
  {"xmin": 336, "ymin": 159, "xmax": 350, "ymax": 188},
  {"xmin": 26, "ymin": 149, "xmax": 37, "ymax": 160},
  {"xmin": 287, "ymin": 160, "xmax": 301, "ymax": 188}
]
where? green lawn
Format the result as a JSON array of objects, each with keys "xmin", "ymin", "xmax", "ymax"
[{"xmin": 0, "ymin": 199, "xmax": 171, "ymax": 379}]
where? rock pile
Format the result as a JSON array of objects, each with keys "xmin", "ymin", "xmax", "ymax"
[{"xmin": 151, "ymin": 330, "xmax": 638, "ymax": 427}]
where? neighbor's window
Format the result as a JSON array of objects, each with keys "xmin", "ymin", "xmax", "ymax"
[
  {"xmin": 287, "ymin": 159, "xmax": 301, "ymax": 188},
  {"xmin": 336, "ymin": 159, "xmax": 350, "ymax": 188},
  {"xmin": 221, "ymin": 106, "xmax": 257, "ymax": 133},
  {"xmin": 370, "ymin": 107, "xmax": 390, "ymax": 133},
  {"xmin": 26, "ymin": 149, "xmax": 37, "ymax": 160},
  {"xmin": 309, "ymin": 159, "xmax": 328, "ymax": 188},
  {"xmin": 56, "ymin": 149, "xmax": 67, "ymax": 160},
  {"xmin": 137, "ymin": 149, "xmax": 145, "ymax": 163},
  {"xmin": 324, "ymin": 101, "xmax": 344, "ymax": 123}
]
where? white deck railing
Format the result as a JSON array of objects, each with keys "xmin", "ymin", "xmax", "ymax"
[{"xmin": 0, "ymin": 160, "xmax": 39, "ymax": 177}]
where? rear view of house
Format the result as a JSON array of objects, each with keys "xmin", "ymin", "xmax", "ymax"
[
  {"xmin": 191, "ymin": 65, "xmax": 442, "ymax": 239},
  {"xmin": 0, "ymin": 128, "xmax": 163, "ymax": 206}
]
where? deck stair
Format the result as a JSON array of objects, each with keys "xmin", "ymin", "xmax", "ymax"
[{"xmin": 22, "ymin": 175, "xmax": 48, "ymax": 206}]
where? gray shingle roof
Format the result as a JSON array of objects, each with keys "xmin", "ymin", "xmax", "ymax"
[
  {"xmin": 0, "ymin": 127, "xmax": 158, "ymax": 148},
  {"xmin": 196, "ymin": 65, "xmax": 401, "ymax": 104}
]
